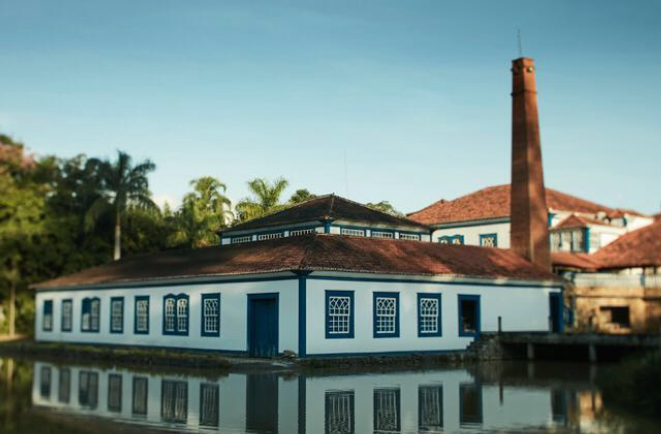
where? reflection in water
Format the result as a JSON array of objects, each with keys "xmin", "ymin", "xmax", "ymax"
[{"xmin": 5, "ymin": 359, "xmax": 654, "ymax": 433}]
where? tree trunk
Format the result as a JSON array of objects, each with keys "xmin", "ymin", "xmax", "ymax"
[
  {"xmin": 114, "ymin": 207, "xmax": 121, "ymax": 261},
  {"xmin": 8, "ymin": 282, "xmax": 15, "ymax": 337}
]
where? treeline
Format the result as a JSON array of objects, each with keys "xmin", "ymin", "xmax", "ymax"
[{"xmin": 0, "ymin": 134, "xmax": 401, "ymax": 334}]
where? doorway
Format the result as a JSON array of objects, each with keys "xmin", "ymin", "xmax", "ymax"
[{"xmin": 247, "ymin": 294, "xmax": 279, "ymax": 358}]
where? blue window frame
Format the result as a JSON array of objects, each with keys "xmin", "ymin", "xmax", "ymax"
[
  {"xmin": 373, "ymin": 292, "xmax": 400, "ymax": 338},
  {"xmin": 439, "ymin": 235, "xmax": 464, "ymax": 245},
  {"xmin": 201, "ymin": 293, "xmax": 221, "ymax": 337},
  {"xmin": 110, "ymin": 297, "xmax": 124, "ymax": 334},
  {"xmin": 325, "ymin": 290, "xmax": 354, "ymax": 339},
  {"xmin": 458, "ymin": 295, "xmax": 481, "ymax": 337},
  {"xmin": 134, "ymin": 296, "xmax": 150, "ymax": 334},
  {"xmin": 43, "ymin": 300, "xmax": 53, "ymax": 331},
  {"xmin": 61, "ymin": 299, "xmax": 73, "ymax": 332},
  {"xmin": 81, "ymin": 297, "xmax": 100, "ymax": 332},
  {"xmin": 163, "ymin": 294, "xmax": 189, "ymax": 336},
  {"xmin": 418, "ymin": 294, "xmax": 442, "ymax": 337},
  {"xmin": 479, "ymin": 233, "xmax": 498, "ymax": 247}
]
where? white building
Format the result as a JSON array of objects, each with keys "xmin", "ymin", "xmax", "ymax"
[{"xmin": 33, "ymin": 197, "xmax": 563, "ymax": 358}]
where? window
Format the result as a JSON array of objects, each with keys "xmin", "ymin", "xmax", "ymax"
[
  {"xmin": 373, "ymin": 292, "xmax": 399, "ymax": 338},
  {"xmin": 458, "ymin": 295, "xmax": 480, "ymax": 337},
  {"xmin": 108, "ymin": 374, "xmax": 123, "ymax": 413},
  {"xmin": 40, "ymin": 366, "xmax": 51, "ymax": 398},
  {"xmin": 600, "ymin": 306, "xmax": 630, "ymax": 329},
  {"xmin": 201, "ymin": 294, "xmax": 221, "ymax": 337},
  {"xmin": 200, "ymin": 383, "xmax": 220, "ymax": 428},
  {"xmin": 161, "ymin": 380, "xmax": 188, "ymax": 424},
  {"xmin": 79, "ymin": 371, "xmax": 99, "ymax": 409},
  {"xmin": 163, "ymin": 294, "xmax": 189, "ymax": 335},
  {"xmin": 399, "ymin": 233, "xmax": 420, "ymax": 241},
  {"xmin": 374, "ymin": 388, "xmax": 401, "ymax": 433},
  {"xmin": 419, "ymin": 385, "xmax": 443, "ymax": 431},
  {"xmin": 418, "ymin": 294, "xmax": 442, "ymax": 337},
  {"xmin": 61, "ymin": 299, "xmax": 72, "ymax": 332},
  {"xmin": 325, "ymin": 291, "xmax": 354, "ymax": 338},
  {"xmin": 81, "ymin": 297, "xmax": 100, "ymax": 332},
  {"xmin": 290, "ymin": 228, "xmax": 315, "ymax": 236},
  {"xmin": 371, "ymin": 231, "xmax": 394, "ymax": 239},
  {"xmin": 134, "ymin": 296, "xmax": 149, "ymax": 334},
  {"xmin": 439, "ymin": 235, "xmax": 464, "ymax": 245},
  {"xmin": 479, "ymin": 233, "xmax": 497, "ymax": 247},
  {"xmin": 58, "ymin": 368, "xmax": 71, "ymax": 403},
  {"xmin": 43, "ymin": 300, "xmax": 53, "ymax": 331},
  {"xmin": 341, "ymin": 228, "xmax": 365, "ymax": 237},
  {"xmin": 132, "ymin": 377, "xmax": 149, "ymax": 416},
  {"xmin": 232, "ymin": 235, "xmax": 252, "ymax": 244},
  {"xmin": 459, "ymin": 383, "xmax": 483, "ymax": 426},
  {"xmin": 325, "ymin": 390, "xmax": 355, "ymax": 434},
  {"xmin": 257, "ymin": 232, "xmax": 283, "ymax": 241},
  {"xmin": 110, "ymin": 297, "xmax": 124, "ymax": 333}
]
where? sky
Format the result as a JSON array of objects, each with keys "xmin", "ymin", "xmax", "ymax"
[{"xmin": 1, "ymin": 0, "xmax": 660, "ymax": 214}]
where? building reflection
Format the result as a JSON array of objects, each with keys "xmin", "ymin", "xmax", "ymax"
[{"xmin": 32, "ymin": 361, "xmax": 604, "ymax": 433}]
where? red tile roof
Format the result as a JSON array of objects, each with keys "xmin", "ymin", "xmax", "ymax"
[
  {"xmin": 551, "ymin": 252, "xmax": 600, "ymax": 270},
  {"xmin": 407, "ymin": 184, "xmax": 635, "ymax": 225},
  {"xmin": 33, "ymin": 234, "xmax": 560, "ymax": 290},
  {"xmin": 553, "ymin": 214, "xmax": 611, "ymax": 230},
  {"xmin": 591, "ymin": 220, "xmax": 661, "ymax": 269}
]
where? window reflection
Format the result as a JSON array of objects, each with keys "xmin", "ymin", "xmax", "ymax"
[
  {"xmin": 419, "ymin": 385, "xmax": 443, "ymax": 431},
  {"xmin": 374, "ymin": 388, "xmax": 400, "ymax": 433},
  {"xmin": 459, "ymin": 383, "xmax": 482, "ymax": 426},
  {"xmin": 325, "ymin": 390, "xmax": 354, "ymax": 434},
  {"xmin": 551, "ymin": 389, "xmax": 568, "ymax": 424},
  {"xmin": 199, "ymin": 383, "xmax": 219, "ymax": 428},
  {"xmin": 40, "ymin": 366, "xmax": 51, "ymax": 399},
  {"xmin": 58, "ymin": 368, "xmax": 71, "ymax": 403},
  {"xmin": 132, "ymin": 377, "xmax": 148, "ymax": 416},
  {"xmin": 108, "ymin": 374, "xmax": 122, "ymax": 413},
  {"xmin": 79, "ymin": 371, "xmax": 99, "ymax": 409},
  {"xmin": 161, "ymin": 380, "xmax": 188, "ymax": 424}
]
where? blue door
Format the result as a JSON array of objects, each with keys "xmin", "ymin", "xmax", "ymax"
[
  {"xmin": 549, "ymin": 293, "xmax": 563, "ymax": 333},
  {"xmin": 248, "ymin": 294, "xmax": 279, "ymax": 358}
]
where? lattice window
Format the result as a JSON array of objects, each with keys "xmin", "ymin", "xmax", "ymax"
[
  {"xmin": 200, "ymin": 383, "xmax": 219, "ymax": 427},
  {"xmin": 325, "ymin": 391, "xmax": 355, "ymax": 434},
  {"xmin": 161, "ymin": 380, "xmax": 188, "ymax": 424},
  {"xmin": 371, "ymin": 231, "xmax": 394, "ymax": 239},
  {"xmin": 375, "ymin": 297, "xmax": 397, "ymax": 335},
  {"xmin": 203, "ymin": 296, "xmax": 220, "ymax": 335},
  {"xmin": 290, "ymin": 228, "xmax": 315, "ymax": 236},
  {"xmin": 419, "ymin": 386, "xmax": 443, "ymax": 430},
  {"xmin": 136, "ymin": 298, "xmax": 149, "ymax": 333},
  {"xmin": 79, "ymin": 371, "xmax": 99, "ymax": 409},
  {"xmin": 374, "ymin": 388, "xmax": 400, "ymax": 432},
  {"xmin": 111, "ymin": 298, "xmax": 123, "ymax": 332},
  {"xmin": 257, "ymin": 232, "xmax": 283, "ymax": 241},
  {"xmin": 165, "ymin": 298, "xmax": 176, "ymax": 332},
  {"xmin": 164, "ymin": 294, "xmax": 188, "ymax": 335},
  {"xmin": 480, "ymin": 234, "xmax": 497, "ymax": 247},
  {"xmin": 90, "ymin": 299, "xmax": 100, "ymax": 331},
  {"xmin": 328, "ymin": 296, "xmax": 351, "ymax": 335},
  {"xmin": 58, "ymin": 368, "xmax": 71, "ymax": 403},
  {"xmin": 231, "ymin": 235, "xmax": 252, "ymax": 244},
  {"xmin": 419, "ymin": 297, "xmax": 439, "ymax": 334},
  {"xmin": 40, "ymin": 366, "xmax": 51, "ymax": 398},
  {"xmin": 43, "ymin": 300, "xmax": 53, "ymax": 331},
  {"xmin": 399, "ymin": 233, "xmax": 420, "ymax": 241},
  {"xmin": 177, "ymin": 299, "xmax": 188, "ymax": 332},
  {"xmin": 61, "ymin": 300, "xmax": 72, "ymax": 331},
  {"xmin": 341, "ymin": 228, "xmax": 365, "ymax": 237}
]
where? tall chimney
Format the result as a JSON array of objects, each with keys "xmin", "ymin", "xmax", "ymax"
[{"xmin": 510, "ymin": 57, "xmax": 551, "ymax": 270}]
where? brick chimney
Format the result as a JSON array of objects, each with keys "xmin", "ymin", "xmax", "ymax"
[{"xmin": 510, "ymin": 57, "xmax": 551, "ymax": 270}]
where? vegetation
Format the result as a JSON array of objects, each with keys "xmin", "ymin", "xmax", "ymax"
[
  {"xmin": 366, "ymin": 200, "xmax": 403, "ymax": 216},
  {"xmin": 235, "ymin": 177, "xmax": 289, "ymax": 222},
  {"xmin": 289, "ymin": 188, "xmax": 317, "ymax": 204}
]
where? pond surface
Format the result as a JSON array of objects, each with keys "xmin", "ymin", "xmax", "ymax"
[{"xmin": 0, "ymin": 356, "xmax": 658, "ymax": 433}]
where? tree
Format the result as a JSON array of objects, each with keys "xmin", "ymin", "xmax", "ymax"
[
  {"xmin": 366, "ymin": 200, "xmax": 403, "ymax": 217},
  {"xmin": 170, "ymin": 177, "xmax": 233, "ymax": 248},
  {"xmin": 289, "ymin": 189, "xmax": 316, "ymax": 204},
  {"xmin": 86, "ymin": 151, "xmax": 156, "ymax": 260},
  {"xmin": 235, "ymin": 177, "xmax": 289, "ymax": 222}
]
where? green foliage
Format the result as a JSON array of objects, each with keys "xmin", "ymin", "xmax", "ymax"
[
  {"xmin": 289, "ymin": 188, "xmax": 316, "ymax": 204},
  {"xmin": 366, "ymin": 200, "xmax": 403, "ymax": 216},
  {"xmin": 235, "ymin": 177, "xmax": 289, "ymax": 222}
]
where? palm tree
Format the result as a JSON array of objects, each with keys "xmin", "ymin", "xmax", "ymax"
[
  {"xmin": 289, "ymin": 188, "xmax": 316, "ymax": 204},
  {"xmin": 86, "ymin": 151, "xmax": 156, "ymax": 260},
  {"xmin": 366, "ymin": 200, "xmax": 404, "ymax": 217},
  {"xmin": 175, "ymin": 176, "xmax": 233, "ymax": 247},
  {"xmin": 235, "ymin": 177, "xmax": 289, "ymax": 222}
]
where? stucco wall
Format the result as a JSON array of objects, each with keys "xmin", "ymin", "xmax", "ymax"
[{"xmin": 432, "ymin": 222, "xmax": 511, "ymax": 248}]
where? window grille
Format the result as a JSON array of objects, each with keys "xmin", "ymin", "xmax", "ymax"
[
  {"xmin": 108, "ymin": 374, "xmax": 122, "ymax": 413},
  {"xmin": 161, "ymin": 380, "xmax": 188, "ymax": 424},
  {"xmin": 231, "ymin": 235, "xmax": 252, "ymax": 244},
  {"xmin": 43, "ymin": 300, "xmax": 53, "ymax": 331},
  {"xmin": 81, "ymin": 298, "xmax": 100, "ymax": 332},
  {"xmin": 165, "ymin": 298, "xmax": 176, "ymax": 332},
  {"xmin": 61, "ymin": 300, "xmax": 72, "ymax": 331},
  {"xmin": 177, "ymin": 299, "xmax": 188, "ymax": 332},
  {"xmin": 480, "ymin": 234, "xmax": 497, "ymax": 247},
  {"xmin": 200, "ymin": 383, "xmax": 220, "ymax": 427},
  {"xmin": 374, "ymin": 388, "xmax": 401, "ymax": 432},
  {"xmin": 132, "ymin": 377, "xmax": 148, "ymax": 416},
  {"xmin": 79, "ymin": 371, "xmax": 99, "ymax": 409},
  {"xmin": 419, "ymin": 298, "xmax": 439, "ymax": 334},
  {"xmin": 136, "ymin": 298, "xmax": 149, "ymax": 333},
  {"xmin": 325, "ymin": 391, "xmax": 355, "ymax": 434},
  {"xmin": 375, "ymin": 297, "xmax": 397, "ymax": 334},
  {"xmin": 111, "ymin": 298, "xmax": 123, "ymax": 332},
  {"xmin": 90, "ymin": 299, "xmax": 100, "ymax": 331},
  {"xmin": 419, "ymin": 386, "xmax": 443, "ymax": 430},
  {"xmin": 399, "ymin": 233, "xmax": 420, "ymax": 241},
  {"xmin": 371, "ymin": 231, "xmax": 394, "ymax": 239},
  {"xmin": 257, "ymin": 232, "xmax": 283, "ymax": 241},
  {"xmin": 203, "ymin": 295, "xmax": 220, "ymax": 335},
  {"xmin": 290, "ymin": 228, "xmax": 315, "ymax": 236},
  {"xmin": 341, "ymin": 228, "xmax": 365, "ymax": 237},
  {"xmin": 328, "ymin": 297, "xmax": 351, "ymax": 334},
  {"xmin": 164, "ymin": 294, "xmax": 188, "ymax": 335},
  {"xmin": 40, "ymin": 366, "xmax": 51, "ymax": 398}
]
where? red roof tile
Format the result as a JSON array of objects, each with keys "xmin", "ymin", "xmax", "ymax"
[
  {"xmin": 407, "ymin": 184, "xmax": 630, "ymax": 225},
  {"xmin": 551, "ymin": 252, "xmax": 600, "ymax": 270},
  {"xmin": 33, "ymin": 234, "xmax": 560, "ymax": 290},
  {"xmin": 591, "ymin": 220, "xmax": 661, "ymax": 269},
  {"xmin": 553, "ymin": 214, "xmax": 611, "ymax": 230}
]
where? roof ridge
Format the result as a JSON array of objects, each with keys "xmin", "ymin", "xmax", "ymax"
[
  {"xmin": 228, "ymin": 194, "xmax": 334, "ymax": 230},
  {"xmin": 329, "ymin": 195, "xmax": 429, "ymax": 228}
]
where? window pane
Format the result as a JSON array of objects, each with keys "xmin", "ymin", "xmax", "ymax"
[{"xmin": 325, "ymin": 390, "xmax": 354, "ymax": 434}]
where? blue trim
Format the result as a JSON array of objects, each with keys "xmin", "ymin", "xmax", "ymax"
[
  {"xmin": 548, "ymin": 212, "xmax": 555, "ymax": 228},
  {"xmin": 439, "ymin": 234, "xmax": 464, "ymax": 245},
  {"xmin": 200, "ymin": 293, "xmax": 221, "ymax": 337},
  {"xmin": 325, "ymin": 290, "xmax": 355, "ymax": 339},
  {"xmin": 134, "ymin": 296, "xmax": 150, "ymax": 335},
  {"xmin": 583, "ymin": 228, "xmax": 590, "ymax": 253},
  {"xmin": 109, "ymin": 297, "xmax": 124, "ymax": 334},
  {"xmin": 373, "ymin": 292, "xmax": 400, "ymax": 338},
  {"xmin": 549, "ymin": 292, "xmax": 564, "ymax": 333},
  {"xmin": 61, "ymin": 299, "xmax": 72, "ymax": 332},
  {"xmin": 247, "ymin": 293, "xmax": 280, "ymax": 357},
  {"xmin": 81, "ymin": 297, "xmax": 100, "ymax": 333},
  {"xmin": 162, "ymin": 293, "xmax": 189, "ymax": 336},
  {"xmin": 458, "ymin": 295, "xmax": 481, "ymax": 337},
  {"xmin": 398, "ymin": 231, "xmax": 422, "ymax": 240},
  {"xmin": 43, "ymin": 300, "xmax": 53, "ymax": 331},
  {"xmin": 298, "ymin": 276, "xmax": 307, "ymax": 356},
  {"xmin": 417, "ymin": 293, "xmax": 442, "ymax": 337},
  {"xmin": 479, "ymin": 233, "xmax": 498, "ymax": 247},
  {"xmin": 323, "ymin": 220, "xmax": 332, "ymax": 233}
]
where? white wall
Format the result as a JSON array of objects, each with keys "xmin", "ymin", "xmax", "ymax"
[
  {"xmin": 432, "ymin": 221, "xmax": 511, "ymax": 248},
  {"xmin": 304, "ymin": 276, "xmax": 559, "ymax": 356},
  {"xmin": 35, "ymin": 277, "xmax": 299, "ymax": 354}
]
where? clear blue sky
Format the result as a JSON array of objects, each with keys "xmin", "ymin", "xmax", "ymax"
[{"xmin": 1, "ymin": 0, "xmax": 659, "ymax": 214}]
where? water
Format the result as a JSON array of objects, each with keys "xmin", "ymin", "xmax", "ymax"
[{"xmin": 0, "ymin": 357, "xmax": 658, "ymax": 433}]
